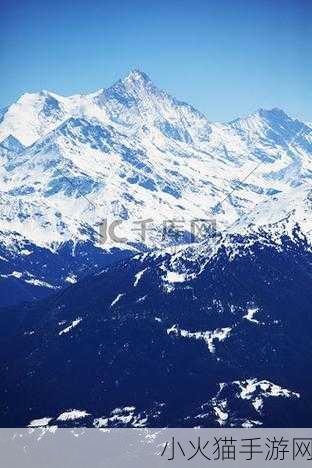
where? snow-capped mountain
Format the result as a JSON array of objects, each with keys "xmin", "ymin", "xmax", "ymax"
[
  {"xmin": 0, "ymin": 70, "xmax": 311, "ymax": 427},
  {"xmin": 0, "ymin": 70, "xmax": 311, "ymax": 304},
  {"xmin": 0, "ymin": 70, "xmax": 311, "ymax": 245},
  {"xmin": 0, "ymin": 91, "xmax": 68, "ymax": 146}
]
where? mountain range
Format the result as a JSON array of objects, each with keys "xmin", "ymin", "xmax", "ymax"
[
  {"xmin": 0, "ymin": 71, "xmax": 311, "ymax": 427},
  {"xmin": 0, "ymin": 70, "xmax": 311, "ymax": 303}
]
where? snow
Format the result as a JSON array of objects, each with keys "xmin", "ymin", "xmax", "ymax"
[
  {"xmin": 233, "ymin": 378, "xmax": 300, "ymax": 412},
  {"xmin": 24, "ymin": 278, "xmax": 58, "ymax": 289},
  {"xmin": 28, "ymin": 417, "xmax": 52, "ymax": 427},
  {"xmin": 20, "ymin": 249, "xmax": 32, "ymax": 255},
  {"xmin": 0, "ymin": 70, "xmax": 311, "ymax": 255},
  {"xmin": 136, "ymin": 295, "xmax": 147, "ymax": 303},
  {"xmin": 241, "ymin": 420, "xmax": 262, "ymax": 428},
  {"xmin": 209, "ymin": 378, "xmax": 300, "ymax": 426},
  {"xmin": 10, "ymin": 271, "xmax": 22, "ymax": 278},
  {"xmin": 93, "ymin": 417, "xmax": 109, "ymax": 428},
  {"xmin": 165, "ymin": 271, "xmax": 188, "ymax": 283},
  {"xmin": 252, "ymin": 397, "xmax": 263, "ymax": 411},
  {"xmin": 110, "ymin": 293, "xmax": 125, "ymax": 307},
  {"xmin": 59, "ymin": 318, "xmax": 82, "ymax": 335},
  {"xmin": 213, "ymin": 402, "xmax": 229, "ymax": 426},
  {"xmin": 65, "ymin": 273, "xmax": 77, "ymax": 284},
  {"xmin": 243, "ymin": 307, "xmax": 260, "ymax": 324},
  {"xmin": 133, "ymin": 268, "xmax": 147, "ymax": 287},
  {"xmin": 56, "ymin": 409, "xmax": 90, "ymax": 421},
  {"xmin": 167, "ymin": 324, "xmax": 231, "ymax": 353},
  {"xmin": 93, "ymin": 405, "xmax": 148, "ymax": 428},
  {"xmin": 0, "ymin": 271, "xmax": 57, "ymax": 289}
]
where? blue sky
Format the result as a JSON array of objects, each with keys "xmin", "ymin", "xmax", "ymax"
[{"xmin": 1, "ymin": 0, "xmax": 311, "ymax": 121}]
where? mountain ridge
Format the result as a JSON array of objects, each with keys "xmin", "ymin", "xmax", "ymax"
[
  {"xmin": 0, "ymin": 70, "xmax": 311, "ymax": 305},
  {"xmin": 0, "ymin": 72, "xmax": 312, "ymax": 427}
]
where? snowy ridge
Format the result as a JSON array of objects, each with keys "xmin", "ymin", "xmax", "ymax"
[
  {"xmin": 0, "ymin": 71, "xmax": 311, "ymax": 428},
  {"xmin": 0, "ymin": 70, "xmax": 311, "ymax": 254}
]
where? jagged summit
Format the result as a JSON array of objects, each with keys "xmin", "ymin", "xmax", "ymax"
[
  {"xmin": 1, "ymin": 71, "xmax": 311, "ymax": 147},
  {"xmin": 123, "ymin": 69, "xmax": 152, "ymax": 84},
  {"xmin": 0, "ymin": 70, "xmax": 311, "ymax": 252},
  {"xmin": 103, "ymin": 69, "xmax": 157, "ymax": 98},
  {"xmin": 229, "ymin": 106, "xmax": 311, "ymax": 144}
]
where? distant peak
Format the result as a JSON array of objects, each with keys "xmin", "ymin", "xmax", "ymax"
[
  {"xmin": 105, "ymin": 69, "xmax": 156, "ymax": 98},
  {"xmin": 257, "ymin": 107, "xmax": 288, "ymax": 119},
  {"xmin": 230, "ymin": 107, "xmax": 291, "ymax": 125},
  {"xmin": 125, "ymin": 69, "xmax": 152, "ymax": 83},
  {"xmin": 229, "ymin": 107, "xmax": 296, "ymax": 130}
]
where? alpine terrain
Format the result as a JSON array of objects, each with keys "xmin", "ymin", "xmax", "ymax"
[{"xmin": 0, "ymin": 71, "xmax": 311, "ymax": 427}]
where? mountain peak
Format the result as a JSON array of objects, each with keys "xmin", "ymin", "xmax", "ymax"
[
  {"xmin": 230, "ymin": 107, "xmax": 293, "ymax": 127},
  {"xmin": 102, "ymin": 70, "xmax": 155, "ymax": 100},
  {"xmin": 257, "ymin": 107, "xmax": 289, "ymax": 120},
  {"xmin": 124, "ymin": 69, "xmax": 152, "ymax": 84}
]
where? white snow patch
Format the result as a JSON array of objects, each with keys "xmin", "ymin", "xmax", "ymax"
[
  {"xmin": 167, "ymin": 324, "xmax": 231, "ymax": 353},
  {"xmin": 20, "ymin": 249, "xmax": 32, "ymax": 256},
  {"xmin": 235, "ymin": 379, "xmax": 300, "ymax": 400},
  {"xmin": 57, "ymin": 410, "xmax": 90, "ymax": 421},
  {"xmin": 232, "ymin": 378, "xmax": 300, "ymax": 414},
  {"xmin": 65, "ymin": 274, "xmax": 77, "ymax": 284},
  {"xmin": 165, "ymin": 271, "xmax": 188, "ymax": 283},
  {"xmin": 59, "ymin": 318, "xmax": 82, "ymax": 335},
  {"xmin": 25, "ymin": 278, "xmax": 58, "ymax": 289},
  {"xmin": 110, "ymin": 293, "xmax": 125, "ymax": 307},
  {"xmin": 0, "ymin": 271, "xmax": 57, "ymax": 289},
  {"xmin": 28, "ymin": 417, "xmax": 52, "ymax": 427},
  {"xmin": 3, "ymin": 271, "xmax": 23, "ymax": 279},
  {"xmin": 252, "ymin": 397, "xmax": 264, "ymax": 411},
  {"xmin": 136, "ymin": 295, "xmax": 147, "ymax": 303},
  {"xmin": 93, "ymin": 417, "xmax": 109, "ymax": 428},
  {"xmin": 134, "ymin": 268, "xmax": 147, "ymax": 287},
  {"xmin": 12, "ymin": 271, "xmax": 23, "ymax": 278},
  {"xmin": 242, "ymin": 420, "xmax": 262, "ymax": 428},
  {"xmin": 213, "ymin": 403, "xmax": 229, "ymax": 426},
  {"xmin": 243, "ymin": 307, "xmax": 260, "ymax": 324},
  {"xmin": 94, "ymin": 406, "xmax": 147, "ymax": 428}
]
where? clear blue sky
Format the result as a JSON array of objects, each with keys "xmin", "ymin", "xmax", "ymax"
[{"xmin": 1, "ymin": 0, "xmax": 311, "ymax": 122}]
